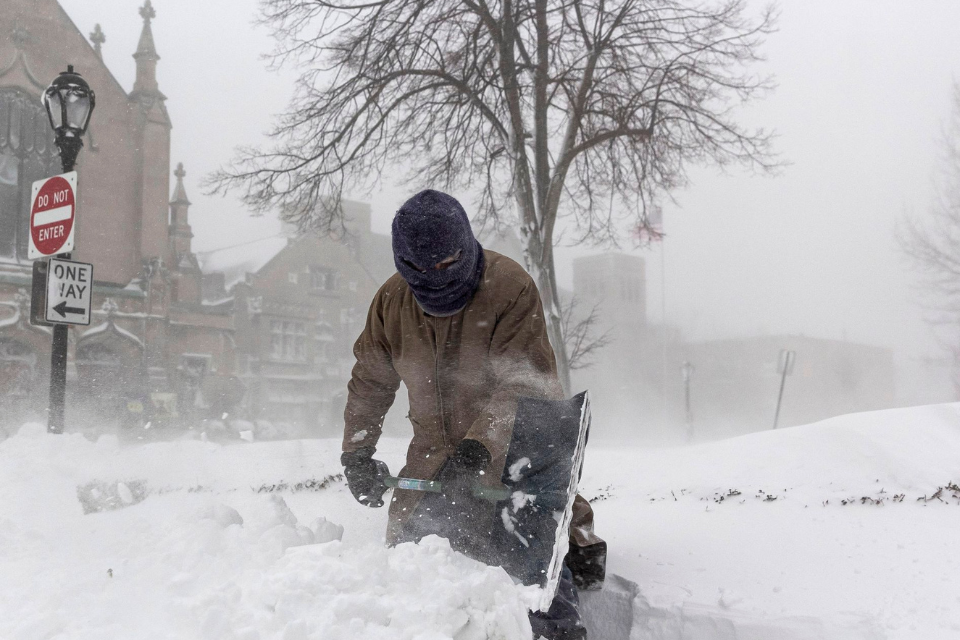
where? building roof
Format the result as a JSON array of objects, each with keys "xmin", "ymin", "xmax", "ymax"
[
  {"xmin": 196, "ymin": 201, "xmax": 398, "ymax": 292},
  {"xmin": 197, "ymin": 235, "xmax": 289, "ymax": 289}
]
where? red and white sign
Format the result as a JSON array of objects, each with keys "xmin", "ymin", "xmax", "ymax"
[{"xmin": 28, "ymin": 172, "xmax": 77, "ymax": 260}]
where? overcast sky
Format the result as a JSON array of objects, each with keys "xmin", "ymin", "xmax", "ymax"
[{"xmin": 59, "ymin": 0, "xmax": 960, "ymax": 403}]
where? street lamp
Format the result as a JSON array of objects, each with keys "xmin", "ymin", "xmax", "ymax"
[
  {"xmin": 40, "ymin": 65, "xmax": 95, "ymax": 434},
  {"xmin": 41, "ymin": 65, "xmax": 96, "ymax": 173}
]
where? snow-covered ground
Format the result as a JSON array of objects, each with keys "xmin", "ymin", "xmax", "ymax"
[
  {"xmin": 583, "ymin": 402, "xmax": 960, "ymax": 640},
  {"xmin": 2, "ymin": 403, "xmax": 959, "ymax": 639}
]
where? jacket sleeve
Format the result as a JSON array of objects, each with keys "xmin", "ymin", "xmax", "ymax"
[
  {"xmin": 342, "ymin": 289, "xmax": 402, "ymax": 453},
  {"xmin": 464, "ymin": 279, "xmax": 565, "ymax": 463}
]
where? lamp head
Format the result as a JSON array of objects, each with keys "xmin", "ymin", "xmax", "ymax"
[{"xmin": 42, "ymin": 65, "xmax": 96, "ymax": 138}]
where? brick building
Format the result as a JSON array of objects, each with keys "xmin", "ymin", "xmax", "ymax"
[
  {"xmin": 0, "ymin": 1, "xmax": 237, "ymax": 429},
  {"xmin": 200, "ymin": 202, "xmax": 393, "ymax": 437}
]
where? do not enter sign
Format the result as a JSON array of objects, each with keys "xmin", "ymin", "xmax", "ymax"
[{"xmin": 28, "ymin": 172, "xmax": 77, "ymax": 259}]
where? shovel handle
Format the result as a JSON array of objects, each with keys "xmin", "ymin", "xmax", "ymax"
[
  {"xmin": 385, "ymin": 476, "xmax": 441, "ymax": 493},
  {"xmin": 385, "ymin": 476, "xmax": 511, "ymax": 502}
]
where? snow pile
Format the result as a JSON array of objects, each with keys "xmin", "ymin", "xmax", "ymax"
[{"xmin": 0, "ymin": 425, "xmax": 534, "ymax": 640}]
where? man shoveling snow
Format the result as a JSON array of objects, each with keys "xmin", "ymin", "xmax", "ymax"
[{"xmin": 340, "ymin": 190, "xmax": 606, "ymax": 639}]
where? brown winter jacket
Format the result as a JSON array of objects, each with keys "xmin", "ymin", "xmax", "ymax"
[{"xmin": 343, "ymin": 249, "xmax": 596, "ymax": 545}]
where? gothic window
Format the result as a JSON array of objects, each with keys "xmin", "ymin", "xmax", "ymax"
[
  {"xmin": 0, "ymin": 89, "xmax": 60, "ymax": 260},
  {"xmin": 269, "ymin": 319, "xmax": 306, "ymax": 361}
]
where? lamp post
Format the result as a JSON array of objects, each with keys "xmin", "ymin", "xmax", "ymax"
[{"xmin": 41, "ymin": 65, "xmax": 95, "ymax": 434}]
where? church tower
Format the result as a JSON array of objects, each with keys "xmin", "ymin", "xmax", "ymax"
[
  {"xmin": 169, "ymin": 162, "xmax": 194, "ymax": 259},
  {"xmin": 167, "ymin": 161, "xmax": 202, "ymax": 305},
  {"xmin": 132, "ymin": 0, "xmax": 160, "ymax": 95},
  {"xmin": 130, "ymin": 0, "xmax": 172, "ymax": 263}
]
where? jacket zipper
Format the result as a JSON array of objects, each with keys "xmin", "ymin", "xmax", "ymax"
[{"xmin": 431, "ymin": 316, "xmax": 449, "ymax": 448}]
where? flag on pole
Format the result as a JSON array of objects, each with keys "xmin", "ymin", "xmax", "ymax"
[{"xmin": 631, "ymin": 204, "xmax": 664, "ymax": 244}]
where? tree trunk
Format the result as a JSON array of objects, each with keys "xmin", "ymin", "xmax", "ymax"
[
  {"xmin": 540, "ymin": 248, "xmax": 572, "ymax": 396},
  {"xmin": 527, "ymin": 0, "xmax": 572, "ymax": 394},
  {"xmin": 516, "ymin": 197, "xmax": 572, "ymax": 396}
]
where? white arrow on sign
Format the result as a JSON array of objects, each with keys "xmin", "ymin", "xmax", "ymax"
[{"xmin": 45, "ymin": 258, "xmax": 93, "ymax": 326}]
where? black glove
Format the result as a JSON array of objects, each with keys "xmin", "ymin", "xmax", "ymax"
[
  {"xmin": 437, "ymin": 439, "xmax": 493, "ymax": 554},
  {"xmin": 440, "ymin": 439, "xmax": 491, "ymax": 506},
  {"xmin": 341, "ymin": 446, "xmax": 390, "ymax": 508},
  {"xmin": 451, "ymin": 439, "xmax": 491, "ymax": 474}
]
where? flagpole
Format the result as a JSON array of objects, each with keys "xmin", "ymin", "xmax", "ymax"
[{"xmin": 661, "ymin": 234, "xmax": 668, "ymax": 430}]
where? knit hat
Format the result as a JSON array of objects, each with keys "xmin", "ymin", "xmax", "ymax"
[{"xmin": 392, "ymin": 190, "xmax": 485, "ymax": 316}]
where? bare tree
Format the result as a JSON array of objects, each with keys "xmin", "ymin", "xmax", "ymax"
[
  {"xmin": 209, "ymin": 0, "xmax": 778, "ymax": 392},
  {"xmin": 561, "ymin": 296, "xmax": 613, "ymax": 371},
  {"xmin": 901, "ymin": 84, "xmax": 960, "ymax": 395}
]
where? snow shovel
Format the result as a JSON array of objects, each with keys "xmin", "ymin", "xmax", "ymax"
[{"xmin": 387, "ymin": 391, "xmax": 591, "ymax": 612}]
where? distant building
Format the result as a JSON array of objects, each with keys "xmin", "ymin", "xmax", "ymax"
[
  {"xmin": 569, "ymin": 252, "xmax": 655, "ymax": 427},
  {"xmin": 200, "ymin": 201, "xmax": 391, "ymax": 436},
  {"xmin": 0, "ymin": 1, "xmax": 237, "ymax": 428}
]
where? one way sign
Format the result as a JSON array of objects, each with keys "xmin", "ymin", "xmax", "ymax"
[{"xmin": 45, "ymin": 258, "xmax": 93, "ymax": 326}]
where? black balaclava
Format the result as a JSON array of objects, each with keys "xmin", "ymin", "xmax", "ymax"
[{"xmin": 392, "ymin": 190, "xmax": 484, "ymax": 316}]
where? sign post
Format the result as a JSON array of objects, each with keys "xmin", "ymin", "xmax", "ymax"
[
  {"xmin": 27, "ymin": 172, "xmax": 81, "ymax": 434},
  {"xmin": 681, "ymin": 361, "xmax": 694, "ymax": 440},
  {"xmin": 773, "ymin": 349, "xmax": 796, "ymax": 430}
]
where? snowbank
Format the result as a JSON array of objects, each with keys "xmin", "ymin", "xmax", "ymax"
[
  {"xmin": 0, "ymin": 425, "xmax": 534, "ymax": 640},
  {"xmin": 580, "ymin": 403, "xmax": 960, "ymax": 640}
]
